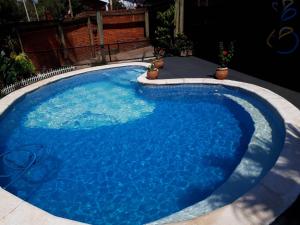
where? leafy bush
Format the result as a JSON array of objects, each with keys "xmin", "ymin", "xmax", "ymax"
[
  {"xmin": 0, "ymin": 0, "xmax": 24, "ymax": 24},
  {"xmin": 152, "ymin": 5, "xmax": 175, "ymax": 56},
  {"xmin": 0, "ymin": 51, "xmax": 15, "ymax": 87},
  {"xmin": 173, "ymin": 33, "xmax": 193, "ymax": 54},
  {"xmin": 12, "ymin": 53, "xmax": 35, "ymax": 79},
  {"xmin": 151, "ymin": 5, "xmax": 193, "ymax": 57},
  {"xmin": 0, "ymin": 30, "xmax": 36, "ymax": 89},
  {"xmin": 218, "ymin": 41, "xmax": 235, "ymax": 68},
  {"xmin": 112, "ymin": 0, "xmax": 126, "ymax": 10},
  {"xmin": 147, "ymin": 63, "xmax": 157, "ymax": 71},
  {"xmin": 0, "ymin": 51, "xmax": 36, "ymax": 88}
]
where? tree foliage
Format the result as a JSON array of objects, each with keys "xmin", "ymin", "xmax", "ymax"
[
  {"xmin": 0, "ymin": 31, "xmax": 35, "ymax": 88},
  {"xmin": 144, "ymin": 0, "xmax": 174, "ymax": 7},
  {"xmin": 36, "ymin": 0, "xmax": 87, "ymax": 21},
  {"xmin": 37, "ymin": 0, "xmax": 66, "ymax": 20},
  {"xmin": 151, "ymin": 3, "xmax": 193, "ymax": 56},
  {"xmin": 112, "ymin": 0, "xmax": 126, "ymax": 10},
  {"xmin": 0, "ymin": 51, "xmax": 36, "ymax": 88},
  {"xmin": 0, "ymin": 0, "xmax": 25, "ymax": 24},
  {"xmin": 152, "ymin": 4, "xmax": 175, "ymax": 55}
]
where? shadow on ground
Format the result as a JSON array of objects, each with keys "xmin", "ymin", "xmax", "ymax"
[{"xmin": 229, "ymin": 123, "xmax": 300, "ymax": 225}]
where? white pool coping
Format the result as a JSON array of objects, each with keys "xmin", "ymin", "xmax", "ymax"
[{"xmin": 0, "ymin": 62, "xmax": 299, "ymax": 225}]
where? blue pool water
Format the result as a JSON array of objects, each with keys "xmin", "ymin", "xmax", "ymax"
[{"xmin": 0, "ymin": 66, "xmax": 284, "ymax": 225}]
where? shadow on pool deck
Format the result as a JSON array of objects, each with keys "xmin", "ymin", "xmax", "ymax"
[
  {"xmin": 269, "ymin": 123, "xmax": 300, "ymax": 225},
  {"xmin": 156, "ymin": 56, "xmax": 300, "ymax": 110},
  {"xmin": 239, "ymin": 123, "xmax": 300, "ymax": 225},
  {"xmin": 149, "ymin": 56, "xmax": 300, "ymax": 225}
]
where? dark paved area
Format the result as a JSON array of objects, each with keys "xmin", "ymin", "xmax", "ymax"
[
  {"xmin": 156, "ymin": 56, "xmax": 300, "ymax": 224},
  {"xmin": 157, "ymin": 56, "xmax": 300, "ymax": 110}
]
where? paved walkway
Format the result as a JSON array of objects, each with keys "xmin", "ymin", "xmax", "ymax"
[{"xmin": 158, "ymin": 57, "xmax": 300, "ymax": 110}]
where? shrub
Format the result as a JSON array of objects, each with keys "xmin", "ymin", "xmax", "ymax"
[
  {"xmin": 0, "ymin": 51, "xmax": 36, "ymax": 87},
  {"xmin": 12, "ymin": 53, "xmax": 35, "ymax": 79},
  {"xmin": 152, "ymin": 5, "xmax": 175, "ymax": 56},
  {"xmin": 173, "ymin": 33, "xmax": 193, "ymax": 55},
  {"xmin": 218, "ymin": 41, "xmax": 235, "ymax": 68},
  {"xmin": 151, "ymin": 5, "xmax": 193, "ymax": 57},
  {"xmin": 147, "ymin": 63, "xmax": 157, "ymax": 71},
  {"xmin": 0, "ymin": 51, "xmax": 15, "ymax": 87}
]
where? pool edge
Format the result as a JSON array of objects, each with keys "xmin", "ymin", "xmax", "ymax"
[
  {"xmin": 0, "ymin": 62, "xmax": 299, "ymax": 225},
  {"xmin": 138, "ymin": 73, "xmax": 300, "ymax": 225}
]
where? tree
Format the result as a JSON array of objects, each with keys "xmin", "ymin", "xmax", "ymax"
[
  {"xmin": 144, "ymin": 0, "xmax": 174, "ymax": 7},
  {"xmin": 0, "ymin": 51, "xmax": 36, "ymax": 88},
  {"xmin": 0, "ymin": 0, "xmax": 25, "ymax": 24},
  {"xmin": 37, "ymin": 0, "xmax": 66, "ymax": 20},
  {"xmin": 36, "ymin": 0, "xmax": 88, "ymax": 20},
  {"xmin": 71, "ymin": 0, "xmax": 88, "ymax": 16},
  {"xmin": 112, "ymin": 0, "xmax": 126, "ymax": 10},
  {"xmin": 152, "ymin": 4, "xmax": 175, "ymax": 55}
]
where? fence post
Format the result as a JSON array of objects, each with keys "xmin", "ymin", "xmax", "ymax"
[
  {"xmin": 58, "ymin": 24, "xmax": 68, "ymax": 61},
  {"xmin": 87, "ymin": 17, "xmax": 95, "ymax": 58},
  {"xmin": 96, "ymin": 10, "xmax": 107, "ymax": 64},
  {"xmin": 145, "ymin": 10, "xmax": 150, "ymax": 39}
]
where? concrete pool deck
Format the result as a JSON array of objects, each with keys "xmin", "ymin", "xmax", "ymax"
[
  {"xmin": 0, "ymin": 60, "xmax": 300, "ymax": 225},
  {"xmin": 156, "ymin": 56, "xmax": 300, "ymax": 110}
]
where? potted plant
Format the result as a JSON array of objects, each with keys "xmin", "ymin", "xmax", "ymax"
[
  {"xmin": 153, "ymin": 47, "xmax": 165, "ymax": 69},
  {"xmin": 215, "ymin": 41, "xmax": 234, "ymax": 79},
  {"xmin": 174, "ymin": 33, "xmax": 187, "ymax": 56},
  {"xmin": 146, "ymin": 63, "xmax": 159, "ymax": 80},
  {"xmin": 186, "ymin": 40, "xmax": 193, "ymax": 56},
  {"xmin": 174, "ymin": 33, "xmax": 193, "ymax": 57},
  {"xmin": 151, "ymin": 5, "xmax": 174, "ymax": 57}
]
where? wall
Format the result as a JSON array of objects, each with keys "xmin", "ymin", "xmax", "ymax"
[
  {"xmin": 19, "ymin": 9, "xmax": 148, "ymax": 70},
  {"xmin": 21, "ymin": 27, "xmax": 62, "ymax": 69},
  {"xmin": 185, "ymin": 0, "xmax": 300, "ymax": 91}
]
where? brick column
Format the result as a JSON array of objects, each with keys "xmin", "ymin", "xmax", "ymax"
[{"xmin": 96, "ymin": 10, "xmax": 106, "ymax": 64}]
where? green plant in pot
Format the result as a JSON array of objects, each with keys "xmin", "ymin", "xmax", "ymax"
[
  {"xmin": 186, "ymin": 38, "xmax": 193, "ymax": 56},
  {"xmin": 146, "ymin": 63, "xmax": 159, "ymax": 80},
  {"xmin": 215, "ymin": 41, "xmax": 234, "ymax": 79},
  {"xmin": 174, "ymin": 33, "xmax": 193, "ymax": 56},
  {"xmin": 153, "ymin": 47, "xmax": 165, "ymax": 69},
  {"xmin": 151, "ymin": 5, "xmax": 174, "ymax": 57}
]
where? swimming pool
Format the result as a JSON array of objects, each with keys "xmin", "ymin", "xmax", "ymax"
[{"xmin": 0, "ymin": 65, "xmax": 288, "ymax": 225}]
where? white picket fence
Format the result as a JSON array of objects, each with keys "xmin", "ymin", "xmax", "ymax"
[{"xmin": 0, "ymin": 66, "xmax": 76, "ymax": 97}]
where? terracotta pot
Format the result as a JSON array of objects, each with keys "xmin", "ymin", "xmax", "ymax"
[
  {"xmin": 215, "ymin": 67, "xmax": 229, "ymax": 80},
  {"xmin": 147, "ymin": 69, "xmax": 159, "ymax": 79},
  {"xmin": 153, "ymin": 58, "xmax": 164, "ymax": 69},
  {"xmin": 180, "ymin": 50, "xmax": 187, "ymax": 57}
]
